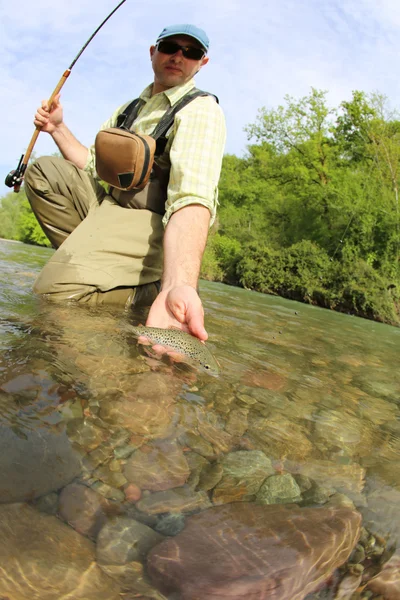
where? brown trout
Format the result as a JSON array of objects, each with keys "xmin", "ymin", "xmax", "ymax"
[{"xmin": 126, "ymin": 325, "xmax": 219, "ymax": 375}]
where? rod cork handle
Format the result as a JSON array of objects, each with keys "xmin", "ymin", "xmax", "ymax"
[{"xmin": 13, "ymin": 69, "xmax": 71, "ymax": 193}]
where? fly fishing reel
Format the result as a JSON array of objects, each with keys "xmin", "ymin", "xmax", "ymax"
[{"xmin": 5, "ymin": 155, "xmax": 25, "ymax": 189}]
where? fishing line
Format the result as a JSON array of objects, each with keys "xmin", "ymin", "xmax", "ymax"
[{"xmin": 4, "ymin": 0, "xmax": 127, "ymax": 192}]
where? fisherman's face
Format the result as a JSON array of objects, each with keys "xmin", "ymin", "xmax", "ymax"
[{"xmin": 150, "ymin": 35, "xmax": 209, "ymax": 94}]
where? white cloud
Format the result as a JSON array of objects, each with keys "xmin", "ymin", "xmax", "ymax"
[{"xmin": 2, "ymin": 0, "xmax": 400, "ymax": 195}]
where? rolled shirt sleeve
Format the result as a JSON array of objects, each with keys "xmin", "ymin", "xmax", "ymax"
[{"xmin": 162, "ymin": 96, "xmax": 226, "ymax": 227}]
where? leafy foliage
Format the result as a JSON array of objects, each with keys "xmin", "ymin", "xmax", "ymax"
[
  {"xmin": 1, "ymin": 91, "xmax": 400, "ymax": 324},
  {"xmin": 202, "ymin": 89, "xmax": 400, "ymax": 325},
  {"xmin": 0, "ymin": 189, "xmax": 50, "ymax": 247}
]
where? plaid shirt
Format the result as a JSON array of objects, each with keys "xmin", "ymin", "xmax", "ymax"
[{"xmin": 85, "ymin": 78, "xmax": 226, "ymax": 226}]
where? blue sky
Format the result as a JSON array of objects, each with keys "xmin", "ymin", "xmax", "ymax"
[{"xmin": 1, "ymin": 0, "xmax": 400, "ymax": 196}]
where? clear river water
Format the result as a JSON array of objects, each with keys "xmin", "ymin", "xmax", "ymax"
[{"xmin": 0, "ymin": 238, "xmax": 399, "ymax": 600}]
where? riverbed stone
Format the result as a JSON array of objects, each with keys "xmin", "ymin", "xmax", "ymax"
[
  {"xmin": 366, "ymin": 552, "xmax": 400, "ymax": 599},
  {"xmin": 222, "ymin": 450, "xmax": 274, "ymax": 479},
  {"xmin": 136, "ymin": 486, "xmax": 211, "ymax": 515},
  {"xmin": 197, "ymin": 462, "xmax": 224, "ymax": 491},
  {"xmin": 33, "ymin": 491, "xmax": 59, "ymax": 515},
  {"xmin": 356, "ymin": 394, "xmax": 398, "ymax": 425},
  {"xmin": 93, "ymin": 464, "xmax": 128, "ymax": 488},
  {"xmin": 90, "ymin": 480, "xmax": 126, "ymax": 502},
  {"xmin": 124, "ymin": 482, "xmax": 142, "ymax": 503},
  {"xmin": 58, "ymin": 482, "xmax": 111, "ymax": 538},
  {"xmin": 0, "ymin": 411, "xmax": 81, "ymax": 503},
  {"xmin": 246, "ymin": 414, "xmax": 313, "ymax": 461},
  {"xmin": 212, "ymin": 475, "xmax": 258, "ymax": 504},
  {"xmin": 185, "ymin": 451, "xmax": 210, "ymax": 488},
  {"xmin": 361, "ymin": 479, "xmax": 400, "ymax": 545},
  {"xmin": 224, "ymin": 407, "xmax": 249, "ymax": 437},
  {"xmin": 100, "ymin": 561, "xmax": 169, "ymax": 599},
  {"xmin": 212, "ymin": 450, "xmax": 275, "ymax": 504},
  {"xmin": 241, "ymin": 369, "xmax": 287, "ymax": 391},
  {"xmin": 301, "ymin": 481, "xmax": 334, "ymax": 505},
  {"xmin": 179, "ymin": 431, "xmax": 216, "ymax": 459},
  {"xmin": 334, "ymin": 573, "xmax": 363, "ymax": 599},
  {"xmin": 123, "ymin": 441, "xmax": 190, "ymax": 492},
  {"xmin": 0, "ymin": 502, "xmax": 121, "ymax": 599},
  {"xmin": 289, "ymin": 459, "xmax": 366, "ymax": 496},
  {"xmin": 96, "ymin": 516, "xmax": 164, "ymax": 565},
  {"xmin": 155, "ymin": 513, "xmax": 186, "ymax": 536},
  {"xmin": 256, "ymin": 473, "xmax": 302, "ymax": 505},
  {"xmin": 147, "ymin": 502, "xmax": 361, "ymax": 600},
  {"xmin": 99, "ymin": 372, "xmax": 179, "ymax": 440},
  {"xmin": 313, "ymin": 408, "xmax": 375, "ymax": 458},
  {"xmin": 197, "ymin": 419, "xmax": 235, "ymax": 454}
]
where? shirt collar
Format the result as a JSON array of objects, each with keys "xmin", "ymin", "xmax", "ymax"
[{"xmin": 140, "ymin": 78, "xmax": 196, "ymax": 107}]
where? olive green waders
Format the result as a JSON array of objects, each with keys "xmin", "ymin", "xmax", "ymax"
[{"xmin": 25, "ymin": 156, "xmax": 164, "ymax": 307}]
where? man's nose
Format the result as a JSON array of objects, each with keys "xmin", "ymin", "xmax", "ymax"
[{"xmin": 171, "ymin": 49, "xmax": 184, "ymax": 59}]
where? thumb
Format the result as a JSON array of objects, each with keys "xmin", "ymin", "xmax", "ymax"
[
  {"xmin": 186, "ymin": 309, "xmax": 208, "ymax": 341},
  {"xmin": 51, "ymin": 93, "xmax": 61, "ymax": 110}
]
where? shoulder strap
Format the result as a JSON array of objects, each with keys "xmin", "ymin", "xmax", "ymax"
[
  {"xmin": 114, "ymin": 89, "xmax": 218, "ymax": 156},
  {"xmin": 116, "ymin": 98, "xmax": 144, "ymax": 130},
  {"xmin": 152, "ymin": 89, "xmax": 218, "ymax": 156}
]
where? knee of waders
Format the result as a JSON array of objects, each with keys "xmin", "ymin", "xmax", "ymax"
[{"xmin": 25, "ymin": 156, "xmax": 56, "ymax": 187}]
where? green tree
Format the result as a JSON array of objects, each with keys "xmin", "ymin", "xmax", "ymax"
[
  {"xmin": 334, "ymin": 92, "xmax": 400, "ymax": 277},
  {"xmin": 0, "ymin": 189, "xmax": 50, "ymax": 246}
]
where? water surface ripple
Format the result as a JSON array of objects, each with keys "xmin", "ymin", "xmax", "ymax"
[{"xmin": 0, "ymin": 239, "xmax": 399, "ymax": 600}]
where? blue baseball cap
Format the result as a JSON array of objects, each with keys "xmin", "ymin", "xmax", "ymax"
[{"xmin": 156, "ymin": 24, "xmax": 209, "ymax": 52}]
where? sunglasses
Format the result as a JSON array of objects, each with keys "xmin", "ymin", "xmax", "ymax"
[{"xmin": 156, "ymin": 40, "xmax": 205, "ymax": 61}]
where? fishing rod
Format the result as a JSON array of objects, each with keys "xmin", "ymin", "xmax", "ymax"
[{"xmin": 5, "ymin": 0, "xmax": 127, "ymax": 193}]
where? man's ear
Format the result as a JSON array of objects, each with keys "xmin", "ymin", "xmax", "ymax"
[
  {"xmin": 201, "ymin": 56, "xmax": 209, "ymax": 67},
  {"xmin": 150, "ymin": 45, "xmax": 156, "ymax": 58}
]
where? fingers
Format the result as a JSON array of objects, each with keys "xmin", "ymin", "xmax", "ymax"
[
  {"xmin": 34, "ymin": 111, "xmax": 49, "ymax": 129},
  {"xmin": 40, "ymin": 93, "xmax": 61, "ymax": 112},
  {"xmin": 33, "ymin": 94, "xmax": 62, "ymax": 129},
  {"xmin": 144, "ymin": 285, "xmax": 208, "ymax": 341}
]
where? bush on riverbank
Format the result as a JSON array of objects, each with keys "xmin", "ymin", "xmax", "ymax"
[
  {"xmin": 0, "ymin": 189, "xmax": 50, "ymax": 247},
  {"xmin": 201, "ymin": 239, "xmax": 400, "ymax": 325}
]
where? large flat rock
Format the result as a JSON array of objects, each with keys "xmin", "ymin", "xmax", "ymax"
[
  {"xmin": 147, "ymin": 502, "xmax": 361, "ymax": 600},
  {"xmin": 0, "ymin": 503, "xmax": 121, "ymax": 599}
]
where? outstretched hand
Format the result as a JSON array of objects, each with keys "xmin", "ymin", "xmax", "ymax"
[{"xmin": 145, "ymin": 285, "xmax": 208, "ymax": 341}]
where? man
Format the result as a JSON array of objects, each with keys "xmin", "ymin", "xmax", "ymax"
[{"xmin": 25, "ymin": 24, "xmax": 226, "ymax": 342}]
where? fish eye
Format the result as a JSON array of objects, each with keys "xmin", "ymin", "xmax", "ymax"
[{"xmin": 205, "ymin": 365, "xmax": 210, "ymax": 370}]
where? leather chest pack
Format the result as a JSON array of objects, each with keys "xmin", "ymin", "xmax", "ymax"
[{"xmin": 95, "ymin": 89, "xmax": 217, "ymax": 192}]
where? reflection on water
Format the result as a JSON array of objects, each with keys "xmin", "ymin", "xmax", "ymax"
[{"xmin": 1, "ymin": 238, "xmax": 400, "ymax": 599}]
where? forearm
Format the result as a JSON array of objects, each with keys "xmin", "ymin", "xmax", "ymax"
[
  {"xmin": 161, "ymin": 204, "xmax": 210, "ymax": 291},
  {"xmin": 51, "ymin": 123, "xmax": 89, "ymax": 169}
]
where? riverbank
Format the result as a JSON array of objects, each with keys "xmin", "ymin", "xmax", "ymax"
[
  {"xmin": 1, "ymin": 235, "xmax": 398, "ymax": 327},
  {"xmin": 200, "ymin": 239, "xmax": 400, "ymax": 328}
]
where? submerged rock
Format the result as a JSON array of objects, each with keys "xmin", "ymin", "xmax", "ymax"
[
  {"xmin": 96, "ymin": 516, "xmax": 164, "ymax": 565},
  {"xmin": 256, "ymin": 472, "xmax": 302, "ymax": 505},
  {"xmin": 147, "ymin": 502, "xmax": 361, "ymax": 600},
  {"xmin": 136, "ymin": 486, "xmax": 211, "ymax": 515},
  {"xmin": 0, "ymin": 414, "xmax": 81, "ymax": 503},
  {"xmin": 0, "ymin": 503, "xmax": 120, "ymax": 599},
  {"xmin": 123, "ymin": 441, "xmax": 190, "ymax": 492},
  {"xmin": 212, "ymin": 450, "xmax": 274, "ymax": 504},
  {"xmin": 366, "ymin": 552, "xmax": 400, "ymax": 600},
  {"xmin": 58, "ymin": 482, "xmax": 110, "ymax": 538}
]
